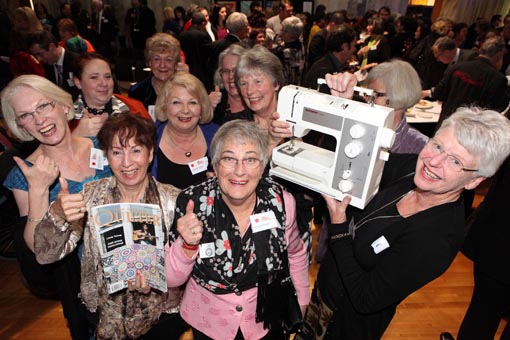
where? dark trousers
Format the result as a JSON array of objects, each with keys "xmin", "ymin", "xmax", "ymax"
[{"xmin": 458, "ymin": 268, "xmax": 510, "ymax": 340}]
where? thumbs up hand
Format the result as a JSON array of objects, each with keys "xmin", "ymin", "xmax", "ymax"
[
  {"xmin": 208, "ymin": 85, "xmax": 222, "ymax": 109},
  {"xmin": 13, "ymin": 155, "xmax": 60, "ymax": 191},
  {"xmin": 50, "ymin": 177, "xmax": 87, "ymax": 223},
  {"xmin": 177, "ymin": 199, "xmax": 203, "ymax": 247}
]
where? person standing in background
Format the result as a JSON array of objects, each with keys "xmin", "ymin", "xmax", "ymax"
[{"xmin": 124, "ymin": 0, "xmax": 156, "ymax": 50}]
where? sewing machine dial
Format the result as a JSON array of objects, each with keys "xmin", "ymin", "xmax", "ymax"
[
  {"xmin": 344, "ymin": 141, "xmax": 363, "ymax": 158},
  {"xmin": 349, "ymin": 124, "xmax": 366, "ymax": 139},
  {"xmin": 338, "ymin": 180, "xmax": 354, "ymax": 193}
]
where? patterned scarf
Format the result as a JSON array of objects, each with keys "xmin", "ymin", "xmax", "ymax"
[{"xmin": 170, "ymin": 176, "xmax": 287, "ymax": 295}]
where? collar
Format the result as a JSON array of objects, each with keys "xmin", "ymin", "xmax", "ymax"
[{"xmin": 56, "ymin": 47, "xmax": 65, "ymax": 66}]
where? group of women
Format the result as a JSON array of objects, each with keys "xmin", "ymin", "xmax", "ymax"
[{"xmin": 3, "ymin": 23, "xmax": 510, "ymax": 340}]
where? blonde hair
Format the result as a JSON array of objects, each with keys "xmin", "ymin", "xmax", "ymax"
[
  {"xmin": 15, "ymin": 7, "xmax": 43, "ymax": 33},
  {"xmin": 155, "ymin": 72, "xmax": 213, "ymax": 124},
  {"xmin": 145, "ymin": 33, "xmax": 181, "ymax": 64},
  {"xmin": 1, "ymin": 75, "xmax": 74, "ymax": 141}
]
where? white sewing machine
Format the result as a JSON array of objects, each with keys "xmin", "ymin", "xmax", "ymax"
[{"xmin": 270, "ymin": 85, "xmax": 396, "ymax": 209}]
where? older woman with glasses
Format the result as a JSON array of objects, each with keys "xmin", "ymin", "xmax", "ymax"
[
  {"xmin": 165, "ymin": 120, "xmax": 310, "ymax": 339},
  {"xmin": 129, "ymin": 33, "xmax": 189, "ymax": 110},
  {"xmin": 272, "ymin": 72, "xmax": 510, "ymax": 340},
  {"xmin": 212, "ymin": 44, "xmax": 252, "ymax": 125},
  {"xmin": 2, "ymin": 75, "xmax": 112, "ymax": 339}
]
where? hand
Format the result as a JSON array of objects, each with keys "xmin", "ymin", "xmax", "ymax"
[
  {"xmin": 177, "ymin": 200, "xmax": 203, "ymax": 246},
  {"xmin": 14, "ymin": 155, "xmax": 59, "ymax": 191},
  {"xmin": 325, "ymin": 73, "xmax": 357, "ymax": 99},
  {"xmin": 128, "ymin": 270, "xmax": 151, "ymax": 294},
  {"xmin": 208, "ymin": 85, "xmax": 222, "ymax": 109},
  {"xmin": 175, "ymin": 62, "xmax": 189, "ymax": 73},
  {"xmin": 321, "ymin": 194, "xmax": 351, "ymax": 224},
  {"xmin": 72, "ymin": 108, "xmax": 105, "ymax": 137},
  {"xmin": 51, "ymin": 177, "xmax": 86, "ymax": 222},
  {"xmin": 269, "ymin": 112, "xmax": 293, "ymax": 144}
]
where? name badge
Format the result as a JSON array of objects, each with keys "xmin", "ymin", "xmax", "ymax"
[
  {"xmin": 148, "ymin": 105, "xmax": 156, "ymax": 121},
  {"xmin": 250, "ymin": 211, "xmax": 281, "ymax": 233},
  {"xmin": 371, "ymin": 236, "xmax": 390, "ymax": 254},
  {"xmin": 199, "ymin": 242, "xmax": 215, "ymax": 258},
  {"xmin": 89, "ymin": 147, "xmax": 107, "ymax": 170},
  {"xmin": 370, "ymin": 45, "xmax": 378, "ymax": 51},
  {"xmin": 188, "ymin": 157, "xmax": 208, "ymax": 175}
]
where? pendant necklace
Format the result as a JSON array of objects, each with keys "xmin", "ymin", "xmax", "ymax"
[{"xmin": 167, "ymin": 129, "xmax": 198, "ymax": 158}]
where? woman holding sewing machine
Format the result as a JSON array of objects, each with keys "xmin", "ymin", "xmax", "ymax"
[{"xmin": 272, "ymin": 73, "xmax": 510, "ymax": 340}]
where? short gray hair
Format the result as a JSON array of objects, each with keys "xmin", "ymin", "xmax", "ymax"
[
  {"xmin": 433, "ymin": 36, "xmax": 456, "ymax": 52},
  {"xmin": 210, "ymin": 120, "xmax": 270, "ymax": 169},
  {"xmin": 235, "ymin": 45, "xmax": 284, "ymax": 89},
  {"xmin": 281, "ymin": 16, "xmax": 303, "ymax": 40},
  {"xmin": 226, "ymin": 12, "xmax": 248, "ymax": 34},
  {"xmin": 1, "ymin": 75, "xmax": 74, "ymax": 141},
  {"xmin": 437, "ymin": 107, "xmax": 510, "ymax": 177},
  {"xmin": 480, "ymin": 36, "xmax": 506, "ymax": 58},
  {"xmin": 364, "ymin": 59, "xmax": 421, "ymax": 111}
]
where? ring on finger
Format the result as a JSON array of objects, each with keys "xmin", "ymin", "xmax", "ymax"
[{"xmin": 191, "ymin": 228, "xmax": 196, "ymax": 235}]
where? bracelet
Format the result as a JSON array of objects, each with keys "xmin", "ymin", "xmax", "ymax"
[
  {"xmin": 331, "ymin": 232, "xmax": 352, "ymax": 240},
  {"xmin": 27, "ymin": 216, "xmax": 43, "ymax": 223},
  {"xmin": 180, "ymin": 236, "xmax": 199, "ymax": 251},
  {"xmin": 182, "ymin": 242, "xmax": 199, "ymax": 251},
  {"xmin": 47, "ymin": 201, "xmax": 71, "ymax": 230}
]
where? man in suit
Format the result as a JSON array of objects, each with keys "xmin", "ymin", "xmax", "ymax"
[
  {"xmin": 27, "ymin": 30, "xmax": 79, "ymax": 99},
  {"xmin": 206, "ymin": 12, "xmax": 250, "ymax": 90},
  {"xmin": 432, "ymin": 36, "xmax": 510, "ymax": 126},
  {"xmin": 178, "ymin": 11, "xmax": 212, "ymax": 83}
]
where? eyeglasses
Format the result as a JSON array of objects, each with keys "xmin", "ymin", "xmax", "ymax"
[
  {"xmin": 150, "ymin": 55, "xmax": 174, "ymax": 64},
  {"xmin": 219, "ymin": 156, "xmax": 262, "ymax": 169},
  {"xmin": 362, "ymin": 90, "xmax": 387, "ymax": 104},
  {"xmin": 219, "ymin": 68, "xmax": 236, "ymax": 76},
  {"xmin": 424, "ymin": 139, "xmax": 478, "ymax": 172},
  {"xmin": 16, "ymin": 101, "xmax": 56, "ymax": 124}
]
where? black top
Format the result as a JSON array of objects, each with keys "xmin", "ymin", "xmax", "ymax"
[
  {"xmin": 318, "ymin": 153, "xmax": 465, "ymax": 339},
  {"xmin": 156, "ymin": 148, "xmax": 208, "ymax": 190}
]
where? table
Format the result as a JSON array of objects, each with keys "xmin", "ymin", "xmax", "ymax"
[{"xmin": 406, "ymin": 101, "xmax": 442, "ymax": 137}]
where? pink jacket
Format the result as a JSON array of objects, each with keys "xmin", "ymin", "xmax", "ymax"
[{"xmin": 165, "ymin": 191, "xmax": 310, "ymax": 340}]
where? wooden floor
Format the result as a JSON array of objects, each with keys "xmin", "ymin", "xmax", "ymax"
[{"xmin": 0, "ymin": 184, "xmax": 506, "ymax": 339}]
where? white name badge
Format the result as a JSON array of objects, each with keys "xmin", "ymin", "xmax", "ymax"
[
  {"xmin": 148, "ymin": 105, "xmax": 156, "ymax": 121},
  {"xmin": 199, "ymin": 242, "xmax": 215, "ymax": 258},
  {"xmin": 89, "ymin": 147, "xmax": 106, "ymax": 170},
  {"xmin": 370, "ymin": 45, "xmax": 378, "ymax": 51},
  {"xmin": 371, "ymin": 236, "xmax": 390, "ymax": 254},
  {"xmin": 250, "ymin": 211, "xmax": 281, "ymax": 233},
  {"xmin": 188, "ymin": 156, "xmax": 208, "ymax": 175}
]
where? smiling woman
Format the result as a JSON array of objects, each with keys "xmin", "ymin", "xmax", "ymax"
[
  {"xmin": 165, "ymin": 120, "xmax": 310, "ymax": 339},
  {"xmin": 71, "ymin": 53, "xmax": 151, "ymax": 137},
  {"xmin": 295, "ymin": 106, "xmax": 510, "ymax": 340},
  {"xmin": 151, "ymin": 72, "xmax": 218, "ymax": 189},
  {"xmin": 1, "ymin": 74, "xmax": 112, "ymax": 339}
]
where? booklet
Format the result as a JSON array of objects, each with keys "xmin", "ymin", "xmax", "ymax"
[{"xmin": 91, "ymin": 203, "xmax": 167, "ymax": 294}]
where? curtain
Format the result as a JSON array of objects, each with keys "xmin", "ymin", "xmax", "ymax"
[{"xmin": 439, "ymin": 0, "xmax": 510, "ymax": 24}]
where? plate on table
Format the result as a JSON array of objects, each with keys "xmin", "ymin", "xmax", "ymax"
[{"xmin": 415, "ymin": 100, "xmax": 433, "ymax": 110}]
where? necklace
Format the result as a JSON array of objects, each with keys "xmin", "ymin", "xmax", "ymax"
[
  {"xmin": 353, "ymin": 189, "xmax": 414, "ymax": 232},
  {"xmin": 167, "ymin": 129, "xmax": 199, "ymax": 158}
]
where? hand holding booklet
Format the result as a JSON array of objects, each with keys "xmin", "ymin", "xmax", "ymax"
[{"xmin": 91, "ymin": 203, "xmax": 167, "ymax": 294}]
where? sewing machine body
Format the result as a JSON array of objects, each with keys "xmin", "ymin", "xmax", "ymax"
[{"xmin": 270, "ymin": 85, "xmax": 395, "ymax": 209}]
